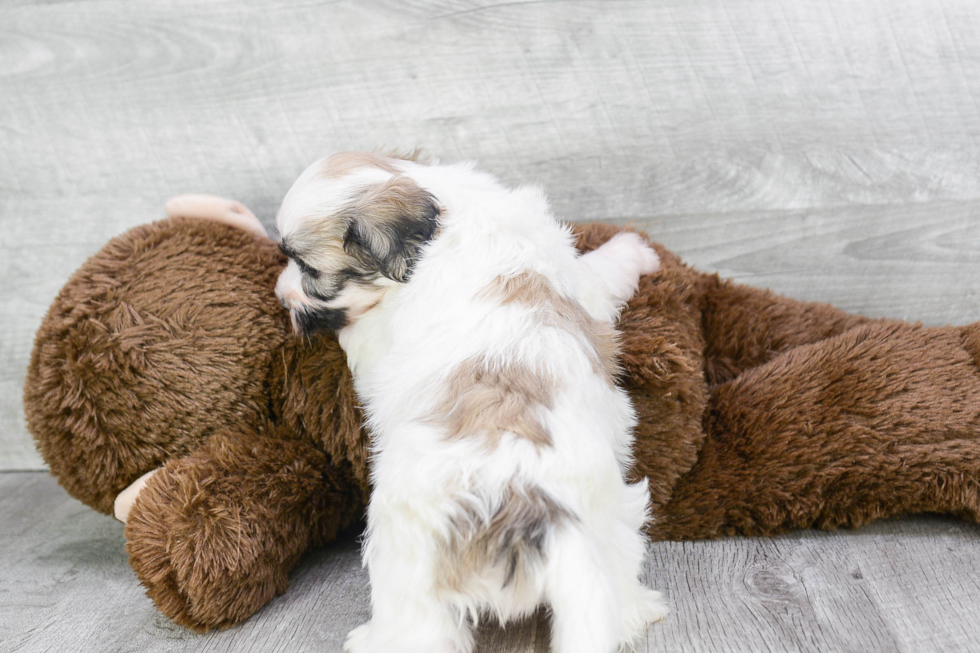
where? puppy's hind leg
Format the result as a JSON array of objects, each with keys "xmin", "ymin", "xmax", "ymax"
[
  {"xmin": 609, "ymin": 480, "xmax": 669, "ymax": 649},
  {"xmin": 545, "ymin": 483, "xmax": 669, "ymax": 653},
  {"xmin": 577, "ymin": 231, "xmax": 660, "ymax": 323},
  {"xmin": 544, "ymin": 526, "xmax": 622, "ymax": 653},
  {"xmin": 345, "ymin": 503, "xmax": 474, "ymax": 653}
]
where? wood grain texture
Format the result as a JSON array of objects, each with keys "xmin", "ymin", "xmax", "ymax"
[
  {"xmin": 4, "ymin": 472, "xmax": 980, "ymax": 652},
  {"xmin": 642, "ymin": 518, "xmax": 980, "ymax": 653},
  {"xmin": 632, "ymin": 199, "xmax": 980, "ymax": 324}
]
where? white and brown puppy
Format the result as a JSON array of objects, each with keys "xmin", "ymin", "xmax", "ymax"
[{"xmin": 275, "ymin": 152, "xmax": 667, "ymax": 653}]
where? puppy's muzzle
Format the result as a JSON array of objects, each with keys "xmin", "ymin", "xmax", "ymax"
[
  {"xmin": 275, "ymin": 271, "xmax": 349, "ymax": 335},
  {"xmin": 277, "ymin": 295, "xmax": 349, "ymax": 335},
  {"xmin": 293, "ymin": 305, "xmax": 349, "ymax": 334}
]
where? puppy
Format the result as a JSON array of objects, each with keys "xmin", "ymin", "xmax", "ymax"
[{"xmin": 275, "ymin": 152, "xmax": 667, "ymax": 653}]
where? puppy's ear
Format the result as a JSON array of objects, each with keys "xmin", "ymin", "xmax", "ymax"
[{"xmin": 343, "ymin": 177, "xmax": 440, "ymax": 282}]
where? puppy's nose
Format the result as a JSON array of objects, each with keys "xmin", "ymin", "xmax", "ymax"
[
  {"xmin": 275, "ymin": 262, "xmax": 311, "ymax": 311},
  {"xmin": 275, "ymin": 281, "xmax": 306, "ymax": 312}
]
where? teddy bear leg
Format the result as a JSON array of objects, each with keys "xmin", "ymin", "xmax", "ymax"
[
  {"xmin": 698, "ymin": 275, "xmax": 875, "ymax": 384},
  {"xmin": 652, "ymin": 321, "xmax": 980, "ymax": 540},
  {"xmin": 125, "ymin": 428, "xmax": 364, "ymax": 631}
]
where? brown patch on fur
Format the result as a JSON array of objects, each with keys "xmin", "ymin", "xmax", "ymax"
[
  {"xmin": 320, "ymin": 150, "xmax": 429, "ymax": 179},
  {"xmin": 281, "ymin": 171, "xmax": 439, "ymax": 297},
  {"xmin": 437, "ymin": 485, "xmax": 574, "ymax": 593},
  {"xmin": 430, "ymin": 356, "xmax": 555, "ymax": 448},
  {"xmin": 320, "ymin": 151, "xmax": 403, "ymax": 178},
  {"xmin": 384, "ymin": 148, "xmax": 429, "ymax": 164},
  {"xmin": 347, "ymin": 176, "xmax": 436, "ymax": 234},
  {"xmin": 481, "ymin": 270, "xmax": 620, "ymax": 382},
  {"xmin": 342, "ymin": 175, "xmax": 440, "ymax": 282}
]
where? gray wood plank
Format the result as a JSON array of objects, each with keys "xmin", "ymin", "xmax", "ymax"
[
  {"xmin": 642, "ymin": 518, "xmax": 980, "ymax": 653},
  {"xmin": 4, "ymin": 0, "xmax": 980, "ymax": 216},
  {"xmin": 4, "ymin": 472, "xmax": 980, "ymax": 652},
  {"xmin": 633, "ymin": 199, "xmax": 980, "ymax": 325}
]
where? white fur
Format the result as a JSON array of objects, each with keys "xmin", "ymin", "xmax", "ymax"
[{"xmin": 277, "ymin": 158, "xmax": 667, "ymax": 653}]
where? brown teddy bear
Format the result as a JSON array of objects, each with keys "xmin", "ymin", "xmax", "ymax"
[{"xmin": 23, "ymin": 196, "xmax": 980, "ymax": 632}]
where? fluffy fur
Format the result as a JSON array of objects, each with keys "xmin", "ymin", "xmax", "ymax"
[
  {"xmin": 23, "ymin": 211, "xmax": 980, "ymax": 635},
  {"xmin": 275, "ymin": 154, "xmax": 666, "ymax": 653}
]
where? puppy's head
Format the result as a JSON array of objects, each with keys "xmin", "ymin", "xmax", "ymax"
[{"xmin": 275, "ymin": 152, "xmax": 440, "ymax": 336}]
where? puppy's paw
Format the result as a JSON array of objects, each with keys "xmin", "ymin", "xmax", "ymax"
[
  {"xmin": 620, "ymin": 588, "xmax": 669, "ymax": 649},
  {"xmin": 344, "ymin": 621, "xmax": 465, "ymax": 653},
  {"xmin": 636, "ymin": 243, "xmax": 661, "ymax": 276},
  {"xmin": 637, "ymin": 588, "xmax": 670, "ymax": 624},
  {"xmin": 605, "ymin": 232, "xmax": 661, "ymax": 276},
  {"xmin": 344, "ymin": 622, "xmax": 372, "ymax": 653}
]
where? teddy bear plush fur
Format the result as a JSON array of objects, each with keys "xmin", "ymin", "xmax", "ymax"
[{"xmin": 24, "ymin": 206, "xmax": 980, "ymax": 632}]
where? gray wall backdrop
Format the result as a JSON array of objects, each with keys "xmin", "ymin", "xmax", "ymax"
[{"xmin": 4, "ymin": 0, "xmax": 980, "ymax": 469}]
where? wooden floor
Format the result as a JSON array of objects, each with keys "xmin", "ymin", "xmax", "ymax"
[
  {"xmin": 4, "ymin": 472, "xmax": 980, "ymax": 653},
  {"xmin": 5, "ymin": 0, "xmax": 980, "ymax": 650}
]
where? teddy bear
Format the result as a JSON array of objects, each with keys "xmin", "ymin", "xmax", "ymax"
[{"xmin": 23, "ymin": 195, "xmax": 980, "ymax": 632}]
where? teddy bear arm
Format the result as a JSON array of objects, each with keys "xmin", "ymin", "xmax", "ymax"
[
  {"xmin": 698, "ymin": 274, "xmax": 875, "ymax": 385},
  {"xmin": 125, "ymin": 428, "xmax": 364, "ymax": 631}
]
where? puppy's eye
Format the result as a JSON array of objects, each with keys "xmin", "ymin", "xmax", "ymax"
[
  {"xmin": 277, "ymin": 241, "xmax": 320, "ymax": 278},
  {"xmin": 289, "ymin": 256, "xmax": 319, "ymax": 278},
  {"xmin": 296, "ymin": 260, "xmax": 320, "ymax": 279}
]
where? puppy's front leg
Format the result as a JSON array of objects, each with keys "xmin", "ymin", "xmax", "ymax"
[
  {"xmin": 577, "ymin": 232, "xmax": 660, "ymax": 323},
  {"xmin": 346, "ymin": 498, "xmax": 473, "ymax": 653}
]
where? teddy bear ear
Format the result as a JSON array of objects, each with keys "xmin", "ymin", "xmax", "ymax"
[
  {"xmin": 164, "ymin": 194, "xmax": 269, "ymax": 240},
  {"xmin": 342, "ymin": 176, "xmax": 440, "ymax": 282}
]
